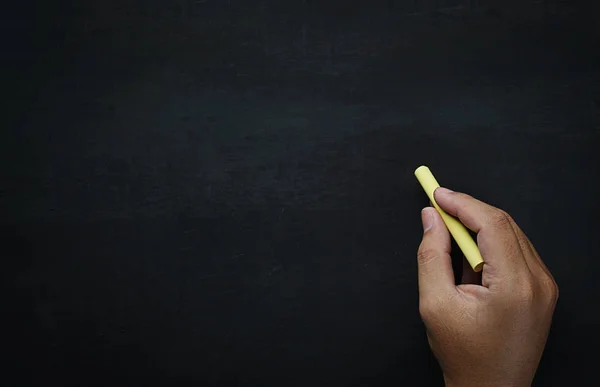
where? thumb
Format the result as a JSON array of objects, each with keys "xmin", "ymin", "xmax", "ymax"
[{"xmin": 417, "ymin": 207, "xmax": 456, "ymax": 299}]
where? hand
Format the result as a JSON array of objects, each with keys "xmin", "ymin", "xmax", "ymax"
[{"xmin": 417, "ymin": 188, "xmax": 558, "ymax": 387}]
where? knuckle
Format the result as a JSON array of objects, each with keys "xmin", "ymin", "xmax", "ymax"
[
  {"xmin": 550, "ymin": 284, "xmax": 559, "ymax": 304},
  {"xmin": 542, "ymin": 276, "xmax": 559, "ymax": 302},
  {"xmin": 489, "ymin": 210, "xmax": 513, "ymax": 229},
  {"xmin": 417, "ymin": 248, "xmax": 439, "ymax": 265}
]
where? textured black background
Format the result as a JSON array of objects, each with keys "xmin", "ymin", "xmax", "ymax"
[{"xmin": 4, "ymin": 1, "xmax": 600, "ymax": 386}]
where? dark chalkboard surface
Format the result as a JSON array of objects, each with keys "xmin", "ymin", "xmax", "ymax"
[{"xmin": 4, "ymin": 1, "xmax": 600, "ymax": 386}]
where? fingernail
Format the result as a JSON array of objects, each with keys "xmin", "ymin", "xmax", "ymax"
[
  {"xmin": 421, "ymin": 208, "xmax": 434, "ymax": 232},
  {"xmin": 436, "ymin": 187, "xmax": 454, "ymax": 195}
]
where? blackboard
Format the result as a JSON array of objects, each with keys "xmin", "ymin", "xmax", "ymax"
[{"xmin": 5, "ymin": 1, "xmax": 600, "ymax": 386}]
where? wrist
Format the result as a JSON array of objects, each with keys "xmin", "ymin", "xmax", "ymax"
[{"xmin": 444, "ymin": 376, "xmax": 530, "ymax": 387}]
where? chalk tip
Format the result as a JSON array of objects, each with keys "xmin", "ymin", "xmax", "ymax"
[{"xmin": 414, "ymin": 165, "xmax": 430, "ymax": 176}]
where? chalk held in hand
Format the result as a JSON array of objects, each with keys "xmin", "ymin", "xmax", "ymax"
[{"xmin": 414, "ymin": 166, "xmax": 485, "ymax": 272}]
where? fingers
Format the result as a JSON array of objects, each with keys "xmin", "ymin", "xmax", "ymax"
[
  {"xmin": 434, "ymin": 188, "xmax": 529, "ymax": 279},
  {"xmin": 509, "ymin": 221, "xmax": 555, "ymax": 280},
  {"xmin": 417, "ymin": 207, "xmax": 456, "ymax": 298},
  {"xmin": 524, "ymin": 238, "xmax": 554, "ymax": 280}
]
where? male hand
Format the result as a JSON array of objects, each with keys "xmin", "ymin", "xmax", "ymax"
[{"xmin": 417, "ymin": 188, "xmax": 558, "ymax": 387}]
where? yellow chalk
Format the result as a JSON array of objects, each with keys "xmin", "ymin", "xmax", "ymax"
[{"xmin": 414, "ymin": 166, "xmax": 484, "ymax": 272}]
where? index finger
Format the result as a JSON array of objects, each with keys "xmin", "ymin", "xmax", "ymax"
[{"xmin": 434, "ymin": 188, "xmax": 530, "ymax": 279}]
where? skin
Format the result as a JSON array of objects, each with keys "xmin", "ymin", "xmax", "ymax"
[{"xmin": 417, "ymin": 187, "xmax": 559, "ymax": 387}]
